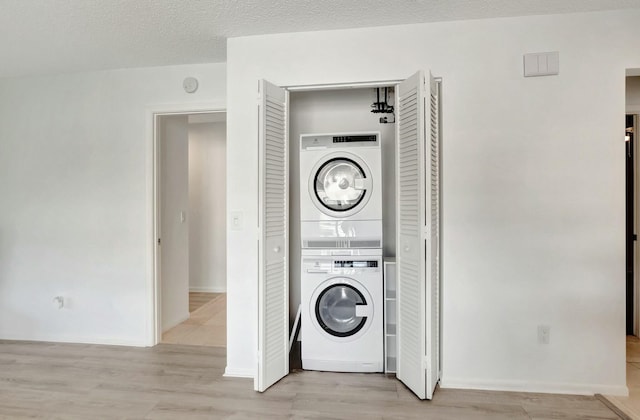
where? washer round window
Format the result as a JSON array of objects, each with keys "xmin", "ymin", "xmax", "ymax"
[
  {"xmin": 315, "ymin": 283, "xmax": 368, "ymax": 337},
  {"xmin": 314, "ymin": 158, "xmax": 367, "ymax": 212}
]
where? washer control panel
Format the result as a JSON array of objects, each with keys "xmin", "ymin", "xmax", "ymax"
[
  {"xmin": 334, "ymin": 260, "xmax": 378, "ymax": 268},
  {"xmin": 303, "ymin": 257, "xmax": 382, "ymax": 274}
]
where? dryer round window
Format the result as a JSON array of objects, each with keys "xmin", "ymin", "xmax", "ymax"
[
  {"xmin": 308, "ymin": 152, "xmax": 373, "ymax": 218},
  {"xmin": 309, "ymin": 277, "xmax": 374, "ymax": 342}
]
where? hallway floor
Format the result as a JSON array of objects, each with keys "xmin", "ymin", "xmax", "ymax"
[
  {"xmin": 603, "ymin": 335, "xmax": 640, "ymax": 419},
  {"xmin": 161, "ymin": 292, "xmax": 226, "ymax": 347}
]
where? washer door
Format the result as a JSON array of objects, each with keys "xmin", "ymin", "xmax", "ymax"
[
  {"xmin": 311, "ymin": 278, "xmax": 373, "ymax": 341},
  {"xmin": 309, "ymin": 152, "xmax": 373, "ymax": 218}
]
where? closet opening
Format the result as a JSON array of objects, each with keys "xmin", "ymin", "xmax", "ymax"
[
  {"xmin": 256, "ymin": 72, "xmax": 440, "ymax": 399},
  {"xmin": 287, "ymin": 86, "xmax": 398, "ymax": 369}
]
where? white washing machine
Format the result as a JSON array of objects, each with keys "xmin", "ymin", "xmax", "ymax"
[
  {"xmin": 301, "ymin": 252, "xmax": 383, "ymax": 373},
  {"xmin": 299, "ymin": 132, "xmax": 382, "ymax": 250}
]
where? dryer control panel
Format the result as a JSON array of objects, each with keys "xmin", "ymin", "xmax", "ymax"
[{"xmin": 301, "ymin": 133, "xmax": 380, "ymax": 150}]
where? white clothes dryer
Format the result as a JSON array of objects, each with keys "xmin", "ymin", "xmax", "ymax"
[
  {"xmin": 301, "ymin": 253, "xmax": 383, "ymax": 373},
  {"xmin": 299, "ymin": 132, "xmax": 383, "ymax": 249}
]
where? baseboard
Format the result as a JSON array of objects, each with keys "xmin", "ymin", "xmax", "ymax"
[
  {"xmin": 189, "ymin": 286, "xmax": 226, "ymax": 293},
  {"xmin": 224, "ymin": 366, "xmax": 254, "ymax": 378},
  {"xmin": 0, "ymin": 331, "xmax": 147, "ymax": 347},
  {"xmin": 440, "ymin": 377, "xmax": 629, "ymax": 397}
]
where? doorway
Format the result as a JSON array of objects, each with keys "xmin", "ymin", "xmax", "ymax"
[
  {"xmin": 626, "ymin": 112, "xmax": 635, "ymax": 336},
  {"xmin": 609, "ymin": 74, "xmax": 640, "ymax": 417},
  {"xmin": 153, "ymin": 111, "xmax": 227, "ymax": 348}
]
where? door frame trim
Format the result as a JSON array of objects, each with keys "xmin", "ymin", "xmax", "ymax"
[
  {"xmin": 146, "ymin": 103, "xmax": 226, "ymax": 346},
  {"xmin": 284, "ymin": 80, "xmax": 404, "ymax": 91}
]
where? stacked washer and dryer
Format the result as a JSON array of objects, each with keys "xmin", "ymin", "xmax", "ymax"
[{"xmin": 299, "ymin": 132, "xmax": 384, "ymax": 373}]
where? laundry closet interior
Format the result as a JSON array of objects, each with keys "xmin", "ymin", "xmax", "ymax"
[
  {"xmin": 288, "ymin": 85, "xmax": 396, "ymax": 339},
  {"xmin": 256, "ymin": 72, "xmax": 441, "ymax": 400}
]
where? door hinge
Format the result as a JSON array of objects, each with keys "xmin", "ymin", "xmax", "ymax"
[
  {"xmin": 423, "ymin": 355, "xmax": 429, "ymax": 371},
  {"xmin": 157, "ymin": 238, "xmax": 161, "ymax": 245}
]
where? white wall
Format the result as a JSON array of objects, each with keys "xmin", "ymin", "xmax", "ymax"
[
  {"xmin": 160, "ymin": 115, "xmax": 190, "ymax": 331},
  {"xmin": 0, "ymin": 63, "xmax": 226, "ymax": 345},
  {"xmin": 628, "ymin": 76, "xmax": 640, "ymax": 113},
  {"xmin": 226, "ymin": 10, "xmax": 640, "ymax": 393},
  {"xmin": 189, "ymin": 119, "xmax": 227, "ymax": 293},
  {"xmin": 288, "ymin": 88, "xmax": 395, "ymax": 320}
]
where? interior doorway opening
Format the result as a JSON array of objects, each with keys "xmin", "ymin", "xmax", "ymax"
[
  {"xmin": 154, "ymin": 111, "xmax": 227, "ymax": 348},
  {"xmin": 608, "ymin": 72, "xmax": 640, "ymax": 418},
  {"xmin": 626, "ymin": 73, "xmax": 640, "ymax": 339},
  {"xmin": 626, "ymin": 112, "xmax": 635, "ymax": 336}
]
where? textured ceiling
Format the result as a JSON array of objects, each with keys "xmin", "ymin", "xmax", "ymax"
[{"xmin": 2, "ymin": 0, "xmax": 640, "ymax": 78}]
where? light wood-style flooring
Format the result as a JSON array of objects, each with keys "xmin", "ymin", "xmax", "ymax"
[
  {"xmin": 162, "ymin": 292, "xmax": 226, "ymax": 347},
  {"xmin": 189, "ymin": 292, "xmax": 218, "ymax": 313},
  {"xmin": 0, "ymin": 340, "xmax": 622, "ymax": 419},
  {"xmin": 603, "ymin": 335, "xmax": 640, "ymax": 419}
]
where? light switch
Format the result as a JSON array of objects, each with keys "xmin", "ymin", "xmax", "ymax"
[
  {"xmin": 546, "ymin": 52, "xmax": 559, "ymax": 74},
  {"xmin": 231, "ymin": 211, "xmax": 244, "ymax": 231},
  {"xmin": 538, "ymin": 54, "xmax": 549, "ymax": 73},
  {"xmin": 524, "ymin": 51, "xmax": 559, "ymax": 77},
  {"xmin": 523, "ymin": 54, "xmax": 539, "ymax": 76}
]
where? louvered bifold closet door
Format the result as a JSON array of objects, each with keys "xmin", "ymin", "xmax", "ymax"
[
  {"xmin": 396, "ymin": 71, "xmax": 428, "ymax": 400},
  {"xmin": 426, "ymin": 73, "xmax": 441, "ymax": 400},
  {"xmin": 256, "ymin": 80, "xmax": 289, "ymax": 392}
]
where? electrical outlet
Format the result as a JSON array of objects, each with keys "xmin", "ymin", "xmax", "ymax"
[{"xmin": 538, "ymin": 325, "xmax": 550, "ymax": 344}]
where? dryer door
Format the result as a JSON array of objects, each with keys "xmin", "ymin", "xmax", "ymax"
[
  {"xmin": 310, "ymin": 153, "xmax": 373, "ymax": 218},
  {"xmin": 312, "ymin": 280, "xmax": 373, "ymax": 341}
]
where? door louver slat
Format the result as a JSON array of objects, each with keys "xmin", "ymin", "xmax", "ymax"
[
  {"xmin": 427, "ymin": 77, "xmax": 441, "ymax": 399},
  {"xmin": 257, "ymin": 80, "xmax": 289, "ymax": 392},
  {"xmin": 396, "ymin": 71, "xmax": 440, "ymax": 401},
  {"xmin": 396, "ymin": 73, "xmax": 425, "ymax": 399}
]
